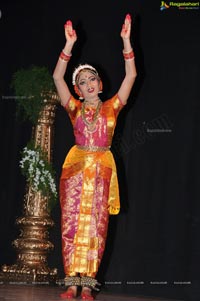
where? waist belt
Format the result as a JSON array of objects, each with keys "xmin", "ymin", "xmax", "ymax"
[{"xmin": 76, "ymin": 145, "xmax": 110, "ymax": 152}]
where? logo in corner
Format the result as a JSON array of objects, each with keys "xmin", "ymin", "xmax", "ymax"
[
  {"xmin": 160, "ymin": 1, "xmax": 170, "ymax": 10},
  {"xmin": 160, "ymin": 1, "xmax": 200, "ymax": 11}
]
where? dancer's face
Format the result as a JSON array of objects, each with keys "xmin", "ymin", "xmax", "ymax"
[{"xmin": 77, "ymin": 70, "xmax": 100, "ymax": 100}]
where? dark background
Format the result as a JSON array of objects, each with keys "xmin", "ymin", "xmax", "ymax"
[{"xmin": 0, "ymin": 0, "xmax": 200, "ymax": 300}]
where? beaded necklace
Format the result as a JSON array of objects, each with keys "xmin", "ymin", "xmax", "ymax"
[{"xmin": 81, "ymin": 99, "xmax": 102, "ymax": 132}]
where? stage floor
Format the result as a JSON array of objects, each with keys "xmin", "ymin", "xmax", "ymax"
[{"xmin": 0, "ymin": 284, "xmax": 183, "ymax": 301}]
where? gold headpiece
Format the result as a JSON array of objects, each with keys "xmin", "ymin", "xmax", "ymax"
[{"xmin": 72, "ymin": 64, "xmax": 98, "ymax": 85}]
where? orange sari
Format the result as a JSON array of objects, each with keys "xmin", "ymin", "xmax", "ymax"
[{"xmin": 60, "ymin": 94, "xmax": 124, "ymax": 277}]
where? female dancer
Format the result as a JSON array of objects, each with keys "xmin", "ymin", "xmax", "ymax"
[{"xmin": 53, "ymin": 13, "xmax": 137, "ymax": 300}]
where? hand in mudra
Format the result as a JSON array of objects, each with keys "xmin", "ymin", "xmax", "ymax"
[
  {"xmin": 64, "ymin": 20, "xmax": 77, "ymax": 44},
  {"xmin": 120, "ymin": 14, "xmax": 132, "ymax": 40}
]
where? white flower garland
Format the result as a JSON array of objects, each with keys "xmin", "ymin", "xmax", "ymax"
[{"xmin": 19, "ymin": 144, "xmax": 57, "ymax": 205}]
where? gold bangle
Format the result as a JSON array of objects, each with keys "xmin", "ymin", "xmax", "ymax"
[
  {"xmin": 62, "ymin": 49, "xmax": 72, "ymax": 57},
  {"xmin": 123, "ymin": 48, "xmax": 133, "ymax": 54}
]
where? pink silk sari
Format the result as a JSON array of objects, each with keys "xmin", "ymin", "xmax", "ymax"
[{"xmin": 60, "ymin": 94, "xmax": 124, "ymax": 277}]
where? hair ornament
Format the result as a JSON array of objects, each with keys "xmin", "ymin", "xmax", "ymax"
[{"xmin": 72, "ymin": 64, "xmax": 98, "ymax": 85}]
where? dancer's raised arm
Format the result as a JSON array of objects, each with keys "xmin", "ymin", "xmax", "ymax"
[
  {"xmin": 118, "ymin": 14, "xmax": 137, "ymax": 105},
  {"xmin": 53, "ymin": 20, "xmax": 77, "ymax": 107}
]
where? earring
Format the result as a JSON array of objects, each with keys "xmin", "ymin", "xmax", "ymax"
[
  {"xmin": 74, "ymin": 85, "xmax": 84, "ymax": 99},
  {"xmin": 98, "ymin": 80, "xmax": 103, "ymax": 94}
]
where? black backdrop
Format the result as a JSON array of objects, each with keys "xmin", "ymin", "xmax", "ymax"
[{"xmin": 0, "ymin": 0, "xmax": 200, "ymax": 300}]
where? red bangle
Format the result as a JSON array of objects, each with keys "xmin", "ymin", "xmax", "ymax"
[
  {"xmin": 123, "ymin": 49, "xmax": 135, "ymax": 60},
  {"xmin": 59, "ymin": 50, "xmax": 72, "ymax": 62}
]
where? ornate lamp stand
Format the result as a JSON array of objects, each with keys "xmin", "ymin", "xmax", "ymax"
[{"xmin": 1, "ymin": 93, "xmax": 59, "ymax": 284}]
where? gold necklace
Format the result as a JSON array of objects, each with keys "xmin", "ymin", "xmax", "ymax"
[{"xmin": 81, "ymin": 100, "xmax": 102, "ymax": 132}]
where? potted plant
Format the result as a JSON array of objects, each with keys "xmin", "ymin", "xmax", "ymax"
[{"xmin": 1, "ymin": 66, "xmax": 58, "ymax": 283}]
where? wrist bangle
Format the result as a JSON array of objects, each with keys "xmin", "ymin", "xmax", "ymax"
[
  {"xmin": 123, "ymin": 49, "xmax": 135, "ymax": 60},
  {"xmin": 123, "ymin": 48, "xmax": 133, "ymax": 54},
  {"xmin": 59, "ymin": 50, "xmax": 72, "ymax": 62},
  {"xmin": 62, "ymin": 49, "xmax": 72, "ymax": 57}
]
